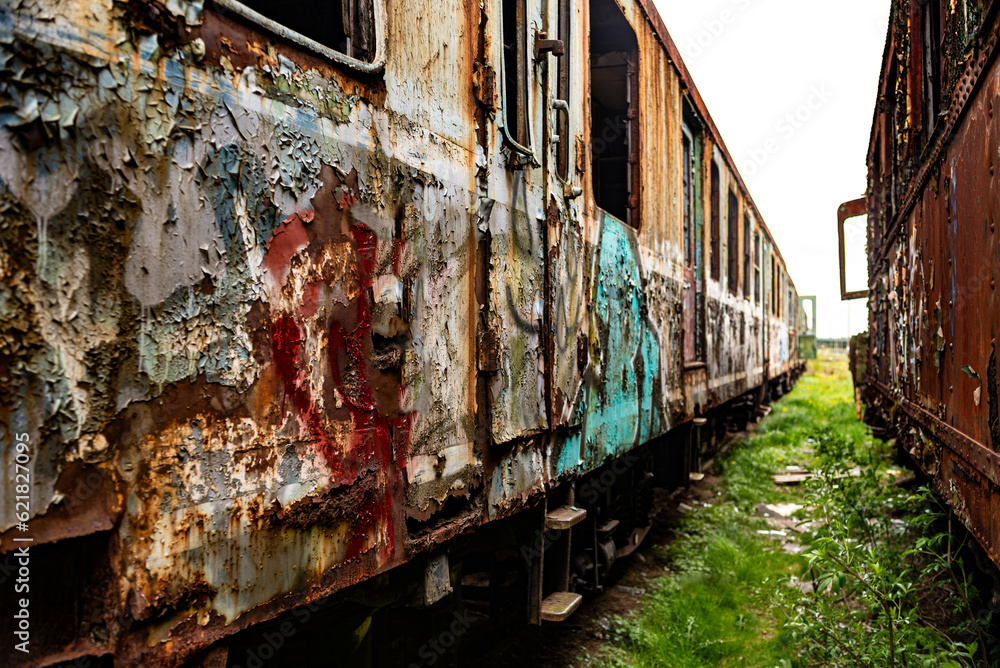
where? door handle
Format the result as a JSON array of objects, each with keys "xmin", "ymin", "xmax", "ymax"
[
  {"xmin": 551, "ymin": 100, "xmax": 582, "ymax": 199},
  {"xmin": 535, "ymin": 32, "xmax": 565, "ymax": 60},
  {"xmin": 551, "ymin": 99, "xmax": 568, "ymax": 144}
]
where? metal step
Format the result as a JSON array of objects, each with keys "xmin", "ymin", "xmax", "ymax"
[
  {"xmin": 596, "ymin": 518, "xmax": 620, "ymax": 534},
  {"xmin": 540, "ymin": 591, "xmax": 583, "ymax": 622},
  {"xmin": 545, "ymin": 505, "xmax": 587, "ymax": 530}
]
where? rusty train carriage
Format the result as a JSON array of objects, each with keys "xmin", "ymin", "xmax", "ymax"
[
  {"xmin": 0, "ymin": 0, "xmax": 801, "ymax": 664},
  {"xmin": 848, "ymin": 2, "xmax": 1000, "ymax": 575}
]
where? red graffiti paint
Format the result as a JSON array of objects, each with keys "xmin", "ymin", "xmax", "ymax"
[
  {"xmin": 270, "ymin": 315, "xmax": 340, "ymax": 479},
  {"xmin": 267, "ymin": 196, "xmax": 410, "ymax": 566}
]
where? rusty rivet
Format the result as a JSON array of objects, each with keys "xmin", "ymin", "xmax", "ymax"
[{"xmin": 950, "ymin": 385, "xmax": 954, "ymax": 393}]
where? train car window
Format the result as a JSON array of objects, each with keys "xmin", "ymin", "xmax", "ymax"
[
  {"xmin": 231, "ymin": 0, "xmax": 376, "ymax": 63},
  {"xmin": 727, "ymin": 190, "xmax": 739, "ymax": 294},
  {"xmin": 710, "ymin": 162, "xmax": 720, "ymax": 280},
  {"xmin": 753, "ymin": 231, "xmax": 760, "ymax": 303},
  {"xmin": 590, "ymin": 0, "xmax": 639, "ymax": 227},
  {"xmin": 961, "ymin": 0, "xmax": 982, "ymax": 38},
  {"xmin": 778, "ymin": 268, "xmax": 784, "ymax": 319},
  {"xmin": 770, "ymin": 255, "xmax": 777, "ymax": 316},
  {"xmin": 682, "ymin": 124, "xmax": 694, "ymax": 264},
  {"xmin": 556, "ymin": 0, "xmax": 572, "ymax": 180},
  {"xmin": 503, "ymin": 0, "xmax": 529, "ymax": 147},
  {"xmin": 743, "ymin": 214, "xmax": 751, "ymax": 299},
  {"xmin": 886, "ymin": 63, "xmax": 898, "ymax": 213},
  {"xmin": 921, "ymin": 0, "xmax": 942, "ymax": 142},
  {"xmin": 872, "ymin": 135, "xmax": 884, "ymax": 237}
]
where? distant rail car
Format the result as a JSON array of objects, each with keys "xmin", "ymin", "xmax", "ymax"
[
  {"xmin": 0, "ymin": 0, "xmax": 802, "ymax": 664},
  {"xmin": 842, "ymin": 0, "xmax": 1000, "ymax": 577}
]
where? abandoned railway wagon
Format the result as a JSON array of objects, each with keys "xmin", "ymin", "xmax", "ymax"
[
  {"xmin": 0, "ymin": 0, "xmax": 803, "ymax": 664},
  {"xmin": 843, "ymin": 1, "xmax": 1000, "ymax": 579}
]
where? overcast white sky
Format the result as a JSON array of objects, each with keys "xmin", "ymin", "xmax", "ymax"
[{"xmin": 651, "ymin": 0, "xmax": 891, "ymax": 340}]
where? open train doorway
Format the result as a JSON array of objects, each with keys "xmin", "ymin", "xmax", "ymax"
[{"xmin": 589, "ymin": 0, "xmax": 639, "ymax": 227}]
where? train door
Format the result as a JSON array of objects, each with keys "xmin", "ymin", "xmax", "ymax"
[
  {"xmin": 487, "ymin": 0, "xmax": 566, "ymax": 444},
  {"xmin": 542, "ymin": 0, "xmax": 588, "ymax": 430}
]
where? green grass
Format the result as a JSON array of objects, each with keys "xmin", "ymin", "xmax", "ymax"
[
  {"xmin": 584, "ymin": 349, "xmax": 866, "ymax": 668},
  {"xmin": 595, "ymin": 505, "xmax": 804, "ymax": 668},
  {"xmin": 722, "ymin": 350, "xmax": 869, "ymax": 512}
]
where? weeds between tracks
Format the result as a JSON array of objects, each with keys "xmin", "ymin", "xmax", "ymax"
[{"xmin": 583, "ymin": 350, "xmax": 996, "ymax": 668}]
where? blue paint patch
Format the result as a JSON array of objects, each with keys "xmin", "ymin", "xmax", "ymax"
[{"xmin": 573, "ymin": 214, "xmax": 661, "ymax": 471}]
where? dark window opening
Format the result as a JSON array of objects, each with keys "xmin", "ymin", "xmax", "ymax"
[
  {"xmin": 921, "ymin": 0, "xmax": 943, "ymax": 143},
  {"xmin": 743, "ymin": 214, "xmax": 751, "ymax": 299},
  {"xmin": 709, "ymin": 162, "xmax": 720, "ymax": 280},
  {"xmin": 682, "ymin": 125, "xmax": 694, "ymax": 266},
  {"xmin": 237, "ymin": 0, "xmax": 375, "ymax": 62},
  {"xmin": 727, "ymin": 190, "xmax": 739, "ymax": 294},
  {"xmin": 770, "ymin": 256, "xmax": 777, "ymax": 316},
  {"xmin": 682, "ymin": 103, "xmax": 705, "ymax": 363},
  {"xmin": 777, "ymin": 268, "xmax": 783, "ymax": 319},
  {"xmin": 886, "ymin": 63, "xmax": 899, "ymax": 213},
  {"xmin": 556, "ymin": 0, "xmax": 572, "ymax": 179},
  {"xmin": 590, "ymin": 0, "xmax": 639, "ymax": 227},
  {"xmin": 503, "ymin": 0, "xmax": 529, "ymax": 147},
  {"xmin": 872, "ymin": 135, "xmax": 884, "ymax": 238},
  {"xmin": 753, "ymin": 232, "xmax": 760, "ymax": 302}
]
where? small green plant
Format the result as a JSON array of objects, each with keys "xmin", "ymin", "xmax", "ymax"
[{"xmin": 785, "ymin": 440, "xmax": 989, "ymax": 667}]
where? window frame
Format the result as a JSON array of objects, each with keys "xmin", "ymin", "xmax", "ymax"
[
  {"xmin": 920, "ymin": 0, "xmax": 943, "ymax": 143},
  {"xmin": 214, "ymin": 0, "xmax": 387, "ymax": 73},
  {"xmin": 753, "ymin": 231, "xmax": 760, "ymax": 303},
  {"xmin": 501, "ymin": 0, "xmax": 536, "ymax": 157},
  {"xmin": 555, "ymin": 0, "xmax": 573, "ymax": 181},
  {"xmin": 727, "ymin": 189, "xmax": 739, "ymax": 295},
  {"xmin": 682, "ymin": 123, "xmax": 694, "ymax": 267},
  {"xmin": 743, "ymin": 213, "xmax": 751, "ymax": 299},
  {"xmin": 588, "ymin": 0, "xmax": 640, "ymax": 228},
  {"xmin": 710, "ymin": 161, "xmax": 720, "ymax": 281}
]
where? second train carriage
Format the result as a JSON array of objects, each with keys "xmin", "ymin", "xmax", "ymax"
[
  {"xmin": 0, "ymin": 0, "xmax": 802, "ymax": 663},
  {"xmin": 843, "ymin": 0, "xmax": 1000, "ymax": 581}
]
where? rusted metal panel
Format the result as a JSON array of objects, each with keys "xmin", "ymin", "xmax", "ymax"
[{"xmin": 863, "ymin": 1, "xmax": 1000, "ymax": 569}]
